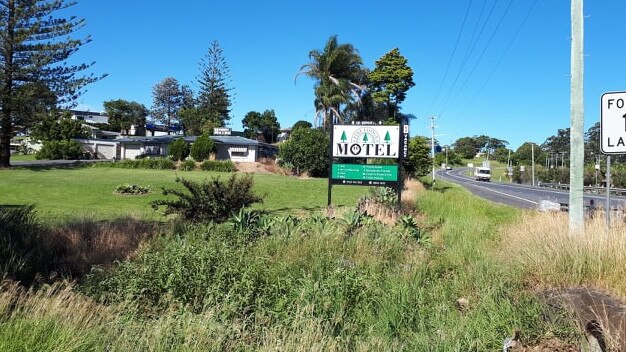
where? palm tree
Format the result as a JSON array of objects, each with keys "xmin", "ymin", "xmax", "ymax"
[{"xmin": 298, "ymin": 35, "xmax": 366, "ymax": 128}]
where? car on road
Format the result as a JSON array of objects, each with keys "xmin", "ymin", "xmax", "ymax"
[
  {"xmin": 445, "ymin": 165, "xmax": 452, "ymax": 170},
  {"xmin": 474, "ymin": 167, "xmax": 491, "ymax": 182}
]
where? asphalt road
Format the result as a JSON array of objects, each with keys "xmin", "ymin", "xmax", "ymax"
[{"xmin": 436, "ymin": 168, "xmax": 626, "ymax": 210}]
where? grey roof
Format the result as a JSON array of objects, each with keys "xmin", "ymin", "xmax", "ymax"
[
  {"xmin": 77, "ymin": 134, "xmax": 261, "ymax": 146},
  {"xmin": 210, "ymin": 135, "xmax": 259, "ymax": 146}
]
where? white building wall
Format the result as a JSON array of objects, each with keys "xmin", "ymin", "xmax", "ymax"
[{"xmin": 215, "ymin": 145, "xmax": 257, "ymax": 162}]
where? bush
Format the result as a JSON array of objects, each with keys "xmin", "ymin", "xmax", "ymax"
[
  {"xmin": 151, "ymin": 175, "xmax": 264, "ymax": 223},
  {"xmin": 36, "ymin": 140, "xmax": 84, "ymax": 160},
  {"xmin": 168, "ymin": 138, "xmax": 190, "ymax": 161},
  {"xmin": 190, "ymin": 134, "xmax": 215, "ymax": 162},
  {"xmin": 179, "ymin": 159, "xmax": 197, "ymax": 171},
  {"xmin": 200, "ymin": 160, "xmax": 235, "ymax": 172},
  {"xmin": 114, "ymin": 184, "xmax": 150, "ymax": 195},
  {"xmin": 278, "ymin": 127, "xmax": 329, "ymax": 177},
  {"xmin": 0, "ymin": 205, "xmax": 50, "ymax": 284}
]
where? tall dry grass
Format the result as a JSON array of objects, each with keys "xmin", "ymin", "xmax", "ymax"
[
  {"xmin": 47, "ymin": 217, "xmax": 155, "ymax": 277},
  {"xmin": 500, "ymin": 210, "xmax": 626, "ymax": 300}
]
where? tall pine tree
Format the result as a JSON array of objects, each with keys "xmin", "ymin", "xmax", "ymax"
[
  {"xmin": 0, "ymin": 0, "xmax": 103, "ymax": 167},
  {"xmin": 151, "ymin": 77, "xmax": 185, "ymax": 135},
  {"xmin": 368, "ymin": 48, "xmax": 415, "ymax": 124},
  {"xmin": 197, "ymin": 40, "xmax": 232, "ymax": 127}
]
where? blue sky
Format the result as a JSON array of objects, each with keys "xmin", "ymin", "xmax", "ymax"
[{"xmin": 69, "ymin": 1, "xmax": 626, "ymax": 149}]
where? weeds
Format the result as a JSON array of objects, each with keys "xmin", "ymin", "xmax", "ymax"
[{"xmin": 151, "ymin": 175, "xmax": 264, "ymax": 223}]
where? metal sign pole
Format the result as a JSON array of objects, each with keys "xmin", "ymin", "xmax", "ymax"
[
  {"xmin": 605, "ymin": 155, "xmax": 611, "ymax": 234},
  {"xmin": 327, "ymin": 122, "xmax": 334, "ymax": 207}
]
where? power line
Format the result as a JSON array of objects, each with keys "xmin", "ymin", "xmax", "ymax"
[
  {"xmin": 436, "ymin": 0, "xmax": 499, "ymax": 113},
  {"xmin": 461, "ymin": 0, "xmax": 539, "ymax": 112},
  {"xmin": 425, "ymin": 0, "xmax": 475, "ymax": 116},
  {"xmin": 441, "ymin": 0, "xmax": 516, "ymax": 115}
]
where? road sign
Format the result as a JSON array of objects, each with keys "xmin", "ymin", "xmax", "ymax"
[
  {"xmin": 332, "ymin": 125, "xmax": 400, "ymax": 159},
  {"xmin": 601, "ymin": 91, "xmax": 626, "ymax": 154},
  {"xmin": 330, "ymin": 163, "xmax": 398, "ymax": 186}
]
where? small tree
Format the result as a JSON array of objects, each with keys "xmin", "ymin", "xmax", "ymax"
[
  {"xmin": 151, "ymin": 175, "xmax": 263, "ymax": 223},
  {"xmin": 403, "ymin": 136, "xmax": 431, "ymax": 176},
  {"xmin": 279, "ymin": 127, "xmax": 329, "ymax": 176},
  {"xmin": 31, "ymin": 112, "xmax": 90, "ymax": 160},
  {"xmin": 190, "ymin": 134, "xmax": 215, "ymax": 161},
  {"xmin": 168, "ymin": 138, "xmax": 190, "ymax": 161}
]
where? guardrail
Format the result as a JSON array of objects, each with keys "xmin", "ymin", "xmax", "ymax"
[{"xmin": 538, "ymin": 182, "xmax": 626, "ymax": 197}]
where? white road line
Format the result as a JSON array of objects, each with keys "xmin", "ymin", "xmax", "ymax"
[
  {"xmin": 470, "ymin": 183, "xmax": 539, "ymax": 205},
  {"xmin": 440, "ymin": 170, "xmax": 538, "ymax": 205}
]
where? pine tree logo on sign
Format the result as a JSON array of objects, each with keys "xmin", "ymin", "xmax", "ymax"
[{"xmin": 333, "ymin": 125, "xmax": 399, "ymax": 159}]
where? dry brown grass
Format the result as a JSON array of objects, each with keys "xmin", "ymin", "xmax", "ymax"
[
  {"xmin": 500, "ymin": 210, "xmax": 626, "ymax": 300},
  {"xmin": 46, "ymin": 218, "xmax": 156, "ymax": 278},
  {"xmin": 0, "ymin": 280, "xmax": 113, "ymax": 329}
]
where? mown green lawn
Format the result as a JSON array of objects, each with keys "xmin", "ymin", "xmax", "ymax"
[{"xmin": 0, "ymin": 166, "xmax": 366, "ymax": 219}]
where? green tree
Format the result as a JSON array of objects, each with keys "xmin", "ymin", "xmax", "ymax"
[
  {"xmin": 151, "ymin": 77, "xmax": 185, "ymax": 135},
  {"xmin": 242, "ymin": 110, "xmax": 281, "ymax": 143},
  {"xmin": 492, "ymin": 147, "xmax": 512, "ymax": 164},
  {"xmin": 299, "ymin": 35, "xmax": 366, "ymax": 128},
  {"xmin": 279, "ymin": 127, "xmax": 329, "ymax": 177},
  {"xmin": 30, "ymin": 111, "xmax": 89, "ymax": 160},
  {"xmin": 103, "ymin": 99, "xmax": 148, "ymax": 135},
  {"xmin": 0, "ymin": 0, "xmax": 104, "ymax": 168},
  {"xmin": 513, "ymin": 142, "xmax": 544, "ymax": 166},
  {"xmin": 368, "ymin": 48, "xmax": 415, "ymax": 123},
  {"xmin": 190, "ymin": 134, "xmax": 215, "ymax": 161},
  {"xmin": 197, "ymin": 40, "xmax": 232, "ymax": 127},
  {"xmin": 403, "ymin": 136, "xmax": 431, "ymax": 176},
  {"xmin": 452, "ymin": 137, "xmax": 479, "ymax": 159},
  {"xmin": 30, "ymin": 112, "xmax": 90, "ymax": 142},
  {"xmin": 292, "ymin": 120, "xmax": 312, "ymax": 131},
  {"xmin": 168, "ymin": 138, "xmax": 190, "ymax": 161}
]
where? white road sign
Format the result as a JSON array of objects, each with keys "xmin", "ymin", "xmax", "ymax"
[
  {"xmin": 601, "ymin": 91, "xmax": 626, "ymax": 154},
  {"xmin": 332, "ymin": 125, "xmax": 400, "ymax": 159}
]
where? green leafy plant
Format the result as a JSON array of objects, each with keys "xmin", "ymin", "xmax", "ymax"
[
  {"xmin": 151, "ymin": 175, "xmax": 264, "ymax": 223},
  {"xmin": 168, "ymin": 138, "xmax": 190, "ymax": 161},
  {"xmin": 114, "ymin": 184, "xmax": 150, "ymax": 195},
  {"xmin": 200, "ymin": 160, "xmax": 235, "ymax": 172},
  {"xmin": 179, "ymin": 159, "xmax": 196, "ymax": 171},
  {"xmin": 36, "ymin": 140, "xmax": 84, "ymax": 160},
  {"xmin": 398, "ymin": 215, "xmax": 421, "ymax": 241},
  {"xmin": 189, "ymin": 134, "xmax": 215, "ymax": 162}
]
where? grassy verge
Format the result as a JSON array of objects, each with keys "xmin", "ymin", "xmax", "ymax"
[
  {"xmin": 1, "ymin": 178, "xmax": 579, "ymax": 350},
  {"xmin": 501, "ymin": 210, "xmax": 626, "ymax": 300},
  {"xmin": 0, "ymin": 167, "xmax": 365, "ymax": 219}
]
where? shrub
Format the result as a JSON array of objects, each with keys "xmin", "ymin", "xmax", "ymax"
[
  {"xmin": 179, "ymin": 159, "xmax": 197, "ymax": 171},
  {"xmin": 0, "ymin": 205, "xmax": 50, "ymax": 284},
  {"xmin": 200, "ymin": 160, "xmax": 235, "ymax": 172},
  {"xmin": 36, "ymin": 140, "xmax": 84, "ymax": 160},
  {"xmin": 168, "ymin": 138, "xmax": 190, "ymax": 161},
  {"xmin": 114, "ymin": 184, "xmax": 150, "ymax": 195},
  {"xmin": 278, "ymin": 127, "xmax": 329, "ymax": 176},
  {"xmin": 139, "ymin": 157, "xmax": 175, "ymax": 170},
  {"xmin": 189, "ymin": 134, "xmax": 215, "ymax": 162},
  {"xmin": 151, "ymin": 175, "xmax": 264, "ymax": 223}
]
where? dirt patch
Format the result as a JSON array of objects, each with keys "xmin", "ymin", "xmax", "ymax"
[{"xmin": 234, "ymin": 160, "xmax": 290, "ymax": 175}]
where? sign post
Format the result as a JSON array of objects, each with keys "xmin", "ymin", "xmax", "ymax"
[
  {"xmin": 327, "ymin": 122, "xmax": 405, "ymax": 209},
  {"xmin": 600, "ymin": 91, "xmax": 626, "ymax": 232}
]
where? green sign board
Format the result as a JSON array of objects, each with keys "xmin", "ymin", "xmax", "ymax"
[{"xmin": 331, "ymin": 164, "xmax": 398, "ymax": 186}]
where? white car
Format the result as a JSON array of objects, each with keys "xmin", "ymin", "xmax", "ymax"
[{"xmin": 474, "ymin": 167, "xmax": 491, "ymax": 182}]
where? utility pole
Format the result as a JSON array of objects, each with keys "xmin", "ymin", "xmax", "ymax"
[
  {"xmin": 430, "ymin": 116, "xmax": 436, "ymax": 183},
  {"xmin": 531, "ymin": 143, "xmax": 535, "ymax": 186},
  {"xmin": 569, "ymin": 0, "xmax": 585, "ymax": 235}
]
